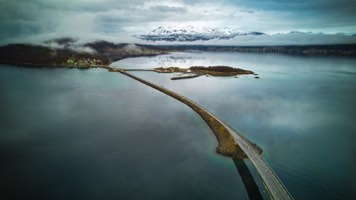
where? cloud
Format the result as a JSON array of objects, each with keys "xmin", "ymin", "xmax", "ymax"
[
  {"xmin": 136, "ymin": 32, "xmax": 356, "ymax": 46},
  {"xmin": 224, "ymin": 0, "xmax": 356, "ymax": 32},
  {"xmin": 0, "ymin": 0, "xmax": 355, "ymax": 45},
  {"xmin": 150, "ymin": 5, "xmax": 187, "ymax": 13}
]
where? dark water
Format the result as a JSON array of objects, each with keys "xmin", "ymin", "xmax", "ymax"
[
  {"xmin": 1, "ymin": 52, "xmax": 356, "ymax": 200},
  {"xmin": 0, "ymin": 66, "xmax": 250, "ymax": 200},
  {"xmin": 114, "ymin": 52, "xmax": 356, "ymax": 200}
]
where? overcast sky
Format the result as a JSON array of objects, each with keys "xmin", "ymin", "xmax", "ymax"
[{"xmin": 1, "ymin": 0, "xmax": 356, "ymax": 44}]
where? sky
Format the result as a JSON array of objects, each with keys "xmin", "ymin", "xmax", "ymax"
[{"xmin": 1, "ymin": 0, "xmax": 356, "ymax": 45}]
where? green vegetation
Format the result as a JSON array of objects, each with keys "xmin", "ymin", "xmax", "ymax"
[
  {"xmin": 153, "ymin": 66, "xmax": 254, "ymax": 80},
  {"xmin": 194, "ymin": 105, "xmax": 246, "ymax": 158},
  {"xmin": 66, "ymin": 56, "xmax": 105, "ymax": 69},
  {"xmin": 66, "ymin": 56, "xmax": 76, "ymax": 65},
  {"xmin": 190, "ymin": 66, "xmax": 254, "ymax": 76},
  {"xmin": 0, "ymin": 44, "xmax": 110, "ymax": 68},
  {"xmin": 154, "ymin": 67, "xmax": 187, "ymax": 73}
]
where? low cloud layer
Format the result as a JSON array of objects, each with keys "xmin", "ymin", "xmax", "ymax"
[{"xmin": 0, "ymin": 0, "xmax": 356, "ymax": 45}]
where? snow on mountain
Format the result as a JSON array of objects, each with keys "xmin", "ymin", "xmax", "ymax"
[
  {"xmin": 136, "ymin": 26, "xmax": 356, "ymax": 45},
  {"xmin": 139, "ymin": 26, "xmax": 265, "ymax": 42}
]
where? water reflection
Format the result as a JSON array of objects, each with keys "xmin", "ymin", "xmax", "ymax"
[
  {"xmin": 0, "ymin": 66, "xmax": 250, "ymax": 200},
  {"xmin": 114, "ymin": 52, "xmax": 356, "ymax": 200},
  {"xmin": 234, "ymin": 159, "xmax": 264, "ymax": 200}
]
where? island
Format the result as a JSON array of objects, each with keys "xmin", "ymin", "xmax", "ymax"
[{"xmin": 154, "ymin": 66, "xmax": 254, "ymax": 80}]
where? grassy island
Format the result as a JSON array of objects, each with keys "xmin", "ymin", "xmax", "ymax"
[
  {"xmin": 154, "ymin": 67, "xmax": 187, "ymax": 73},
  {"xmin": 190, "ymin": 66, "xmax": 254, "ymax": 76},
  {"xmin": 154, "ymin": 66, "xmax": 254, "ymax": 80}
]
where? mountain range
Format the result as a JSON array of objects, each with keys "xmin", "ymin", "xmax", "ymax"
[{"xmin": 139, "ymin": 26, "xmax": 265, "ymax": 42}]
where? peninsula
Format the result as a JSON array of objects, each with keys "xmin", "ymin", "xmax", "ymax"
[{"xmin": 0, "ymin": 40, "xmax": 169, "ymax": 68}]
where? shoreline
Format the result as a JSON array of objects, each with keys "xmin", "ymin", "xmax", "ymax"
[{"xmin": 0, "ymin": 58, "xmax": 110, "ymax": 69}]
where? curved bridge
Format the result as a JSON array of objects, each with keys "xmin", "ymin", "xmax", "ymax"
[{"xmin": 106, "ymin": 67, "xmax": 293, "ymax": 200}]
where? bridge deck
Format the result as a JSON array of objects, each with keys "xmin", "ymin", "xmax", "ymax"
[{"xmin": 207, "ymin": 111, "xmax": 293, "ymax": 200}]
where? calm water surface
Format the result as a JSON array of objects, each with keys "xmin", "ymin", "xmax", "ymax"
[
  {"xmin": 1, "ymin": 52, "xmax": 356, "ymax": 200},
  {"xmin": 114, "ymin": 52, "xmax": 356, "ymax": 200},
  {"xmin": 0, "ymin": 66, "xmax": 249, "ymax": 200}
]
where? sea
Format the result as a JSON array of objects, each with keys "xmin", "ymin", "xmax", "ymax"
[{"xmin": 1, "ymin": 51, "xmax": 355, "ymax": 200}]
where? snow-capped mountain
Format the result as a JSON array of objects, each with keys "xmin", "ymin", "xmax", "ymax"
[
  {"xmin": 139, "ymin": 26, "xmax": 265, "ymax": 42},
  {"xmin": 289, "ymin": 31, "xmax": 313, "ymax": 35}
]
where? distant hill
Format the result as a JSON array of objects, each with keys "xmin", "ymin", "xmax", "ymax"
[
  {"xmin": 1, "ymin": 38, "xmax": 356, "ymax": 68},
  {"xmin": 137, "ymin": 26, "xmax": 356, "ymax": 46},
  {"xmin": 0, "ymin": 44, "xmax": 110, "ymax": 67},
  {"xmin": 148, "ymin": 44, "xmax": 356, "ymax": 56},
  {"xmin": 0, "ymin": 40, "xmax": 168, "ymax": 67}
]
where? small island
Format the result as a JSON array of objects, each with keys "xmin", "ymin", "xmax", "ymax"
[{"xmin": 154, "ymin": 66, "xmax": 254, "ymax": 80}]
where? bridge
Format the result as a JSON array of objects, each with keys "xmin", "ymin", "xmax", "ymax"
[{"xmin": 105, "ymin": 66, "xmax": 294, "ymax": 200}]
